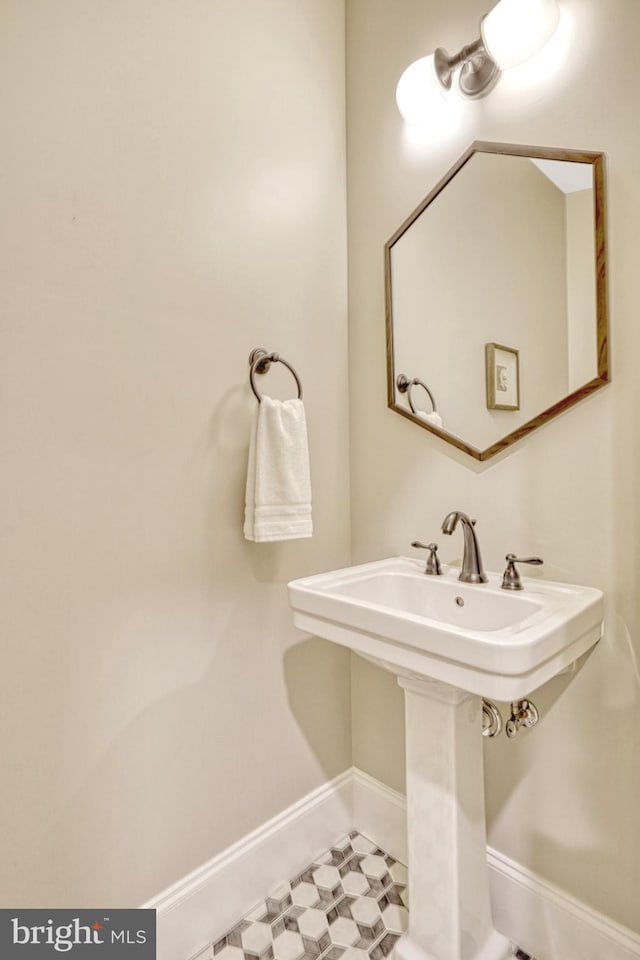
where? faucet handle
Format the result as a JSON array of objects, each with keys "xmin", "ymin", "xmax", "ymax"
[
  {"xmin": 502, "ymin": 554, "xmax": 544, "ymax": 591},
  {"xmin": 411, "ymin": 541, "xmax": 442, "ymax": 576}
]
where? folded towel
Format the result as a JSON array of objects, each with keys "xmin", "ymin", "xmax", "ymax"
[
  {"xmin": 244, "ymin": 396, "xmax": 312, "ymax": 542},
  {"xmin": 416, "ymin": 410, "xmax": 443, "ymax": 428}
]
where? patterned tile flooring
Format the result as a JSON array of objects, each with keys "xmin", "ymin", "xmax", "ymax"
[{"xmin": 210, "ymin": 832, "xmax": 409, "ymax": 960}]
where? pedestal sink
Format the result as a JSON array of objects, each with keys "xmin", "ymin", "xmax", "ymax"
[{"xmin": 288, "ymin": 558, "xmax": 603, "ymax": 960}]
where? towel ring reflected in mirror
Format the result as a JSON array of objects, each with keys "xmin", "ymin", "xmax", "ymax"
[
  {"xmin": 396, "ymin": 374, "xmax": 438, "ymax": 417},
  {"xmin": 248, "ymin": 348, "xmax": 303, "ymax": 403}
]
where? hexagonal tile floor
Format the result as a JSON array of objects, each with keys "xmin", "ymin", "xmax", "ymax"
[{"xmin": 212, "ymin": 832, "xmax": 408, "ymax": 960}]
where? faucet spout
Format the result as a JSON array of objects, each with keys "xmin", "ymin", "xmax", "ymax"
[{"xmin": 441, "ymin": 511, "xmax": 488, "ymax": 584}]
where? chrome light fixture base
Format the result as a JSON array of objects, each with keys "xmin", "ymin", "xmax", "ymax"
[
  {"xmin": 458, "ymin": 48, "xmax": 501, "ymax": 99},
  {"xmin": 433, "ymin": 38, "xmax": 501, "ymax": 100}
]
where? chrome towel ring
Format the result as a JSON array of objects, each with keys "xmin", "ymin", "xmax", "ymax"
[
  {"xmin": 249, "ymin": 348, "xmax": 303, "ymax": 403},
  {"xmin": 396, "ymin": 374, "xmax": 437, "ymax": 416}
]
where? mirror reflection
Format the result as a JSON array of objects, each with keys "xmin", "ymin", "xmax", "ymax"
[{"xmin": 385, "ymin": 142, "xmax": 609, "ymax": 461}]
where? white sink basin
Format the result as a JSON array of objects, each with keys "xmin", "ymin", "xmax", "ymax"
[{"xmin": 288, "ymin": 557, "xmax": 603, "ymax": 699}]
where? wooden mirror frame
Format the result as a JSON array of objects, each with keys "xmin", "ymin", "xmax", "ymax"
[{"xmin": 385, "ymin": 141, "xmax": 609, "ymax": 461}]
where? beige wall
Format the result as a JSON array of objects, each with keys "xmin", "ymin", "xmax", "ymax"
[
  {"xmin": 347, "ymin": 0, "xmax": 640, "ymax": 934},
  {"xmin": 0, "ymin": 0, "xmax": 350, "ymax": 907},
  {"xmin": 566, "ymin": 188, "xmax": 598, "ymax": 390}
]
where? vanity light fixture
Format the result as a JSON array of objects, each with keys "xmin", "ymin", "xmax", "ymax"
[{"xmin": 396, "ymin": 0, "xmax": 561, "ymax": 123}]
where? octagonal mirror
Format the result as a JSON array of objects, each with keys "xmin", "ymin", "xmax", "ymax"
[{"xmin": 385, "ymin": 141, "xmax": 609, "ymax": 461}]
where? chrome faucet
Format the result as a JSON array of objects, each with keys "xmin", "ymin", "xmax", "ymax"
[{"xmin": 441, "ymin": 511, "xmax": 488, "ymax": 583}]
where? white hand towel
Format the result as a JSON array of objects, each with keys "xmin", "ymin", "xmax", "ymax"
[{"xmin": 244, "ymin": 396, "xmax": 312, "ymax": 542}]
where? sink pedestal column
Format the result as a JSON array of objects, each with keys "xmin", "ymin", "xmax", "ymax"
[{"xmin": 394, "ymin": 676, "xmax": 512, "ymax": 960}]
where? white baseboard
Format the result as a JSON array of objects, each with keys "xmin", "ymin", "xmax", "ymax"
[
  {"xmin": 487, "ymin": 847, "xmax": 640, "ymax": 960},
  {"xmin": 144, "ymin": 770, "xmax": 354, "ymax": 960},
  {"xmin": 351, "ymin": 767, "xmax": 407, "ymax": 864},
  {"xmin": 145, "ymin": 767, "xmax": 640, "ymax": 960}
]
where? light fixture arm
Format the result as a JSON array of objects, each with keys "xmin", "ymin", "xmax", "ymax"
[
  {"xmin": 434, "ymin": 39, "xmax": 484, "ymax": 87},
  {"xmin": 433, "ymin": 26, "xmax": 501, "ymax": 100}
]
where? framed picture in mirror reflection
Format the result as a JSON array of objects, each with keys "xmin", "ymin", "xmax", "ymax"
[{"xmin": 486, "ymin": 343, "xmax": 520, "ymax": 411}]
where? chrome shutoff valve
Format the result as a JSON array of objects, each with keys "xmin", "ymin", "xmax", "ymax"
[{"xmin": 505, "ymin": 699, "xmax": 540, "ymax": 738}]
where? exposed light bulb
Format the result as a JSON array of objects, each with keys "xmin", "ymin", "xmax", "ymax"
[
  {"xmin": 481, "ymin": 0, "xmax": 561, "ymax": 70},
  {"xmin": 396, "ymin": 55, "xmax": 460, "ymax": 130}
]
